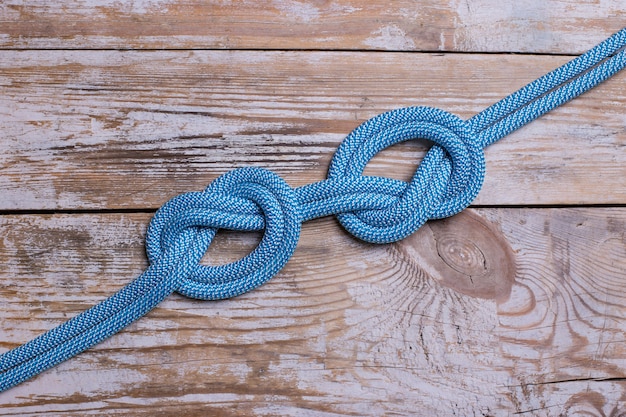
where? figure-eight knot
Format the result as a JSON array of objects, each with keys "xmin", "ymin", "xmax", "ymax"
[
  {"xmin": 146, "ymin": 106, "xmax": 484, "ymax": 300},
  {"xmin": 1, "ymin": 27, "xmax": 625, "ymax": 393}
]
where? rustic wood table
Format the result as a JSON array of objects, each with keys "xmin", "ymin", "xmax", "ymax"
[{"xmin": 1, "ymin": 2, "xmax": 625, "ymax": 415}]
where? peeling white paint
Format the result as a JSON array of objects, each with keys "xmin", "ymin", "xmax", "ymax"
[
  {"xmin": 363, "ymin": 25, "xmax": 416, "ymax": 50},
  {"xmin": 452, "ymin": 0, "xmax": 621, "ymax": 53},
  {"xmin": 272, "ymin": 0, "xmax": 320, "ymax": 23},
  {"xmin": 79, "ymin": 0, "xmax": 172, "ymax": 14},
  {"xmin": 439, "ymin": 31, "xmax": 446, "ymax": 51},
  {"xmin": 329, "ymin": 2, "xmax": 362, "ymax": 14}
]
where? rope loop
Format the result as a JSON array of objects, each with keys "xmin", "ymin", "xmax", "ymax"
[
  {"xmin": 2, "ymin": 28, "xmax": 625, "ymax": 393},
  {"xmin": 146, "ymin": 166, "xmax": 301, "ymax": 300},
  {"xmin": 327, "ymin": 106, "xmax": 485, "ymax": 243}
]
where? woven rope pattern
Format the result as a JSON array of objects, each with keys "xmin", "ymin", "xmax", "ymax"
[{"xmin": 1, "ymin": 28, "xmax": 625, "ymax": 392}]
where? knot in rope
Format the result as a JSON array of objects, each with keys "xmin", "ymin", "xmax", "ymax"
[
  {"xmin": 145, "ymin": 106, "xmax": 486, "ymax": 299},
  {"xmin": 327, "ymin": 106, "xmax": 485, "ymax": 243},
  {"xmin": 146, "ymin": 167, "xmax": 301, "ymax": 300},
  {"xmin": 2, "ymin": 27, "xmax": 625, "ymax": 393}
]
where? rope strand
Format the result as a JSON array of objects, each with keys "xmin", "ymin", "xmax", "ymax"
[
  {"xmin": 470, "ymin": 29, "xmax": 626, "ymax": 146},
  {"xmin": 1, "ymin": 28, "xmax": 625, "ymax": 393}
]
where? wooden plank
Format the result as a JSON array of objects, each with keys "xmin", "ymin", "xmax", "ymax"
[
  {"xmin": 1, "ymin": 4, "xmax": 625, "ymax": 415},
  {"xmin": 0, "ymin": 0, "xmax": 623, "ymax": 53},
  {"xmin": 0, "ymin": 208, "xmax": 624, "ymax": 414},
  {"xmin": 1, "ymin": 50, "xmax": 625, "ymax": 210}
]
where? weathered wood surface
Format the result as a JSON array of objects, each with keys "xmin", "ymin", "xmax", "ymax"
[
  {"xmin": 0, "ymin": 209, "xmax": 625, "ymax": 415},
  {"xmin": 1, "ymin": 50, "xmax": 625, "ymax": 210},
  {"xmin": 0, "ymin": 0, "xmax": 624, "ymax": 53},
  {"xmin": 1, "ymin": 1, "xmax": 626, "ymax": 415}
]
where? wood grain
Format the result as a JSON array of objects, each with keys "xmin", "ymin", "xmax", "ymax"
[
  {"xmin": 1, "ymin": 1, "xmax": 625, "ymax": 415},
  {"xmin": 0, "ymin": 208, "xmax": 624, "ymax": 415},
  {"xmin": 1, "ymin": 50, "xmax": 625, "ymax": 210},
  {"xmin": 0, "ymin": 0, "xmax": 624, "ymax": 53}
]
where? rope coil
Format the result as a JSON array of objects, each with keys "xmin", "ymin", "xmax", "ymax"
[{"xmin": 1, "ymin": 27, "xmax": 625, "ymax": 392}]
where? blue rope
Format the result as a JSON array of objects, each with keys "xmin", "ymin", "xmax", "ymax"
[{"xmin": 1, "ymin": 28, "xmax": 625, "ymax": 392}]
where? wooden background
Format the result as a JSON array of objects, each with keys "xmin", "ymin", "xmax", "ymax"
[{"xmin": 1, "ymin": 1, "xmax": 625, "ymax": 415}]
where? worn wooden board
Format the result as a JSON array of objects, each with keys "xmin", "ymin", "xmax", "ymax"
[
  {"xmin": 0, "ymin": 0, "xmax": 624, "ymax": 53},
  {"xmin": 1, "ymin": 1, "xmax": 625, "ymax": 415},
  {"xmin": 0, "ymin": 208, "xmax": 624, "ymax": 415},
  {"xmin": 1, "ymin": 50, "xmax": 625, "ymax": 210}
]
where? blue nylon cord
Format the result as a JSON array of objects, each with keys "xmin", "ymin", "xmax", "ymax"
[{"xmin": 1, "ymin": 28, "xmax": 625, "ymax": 393}]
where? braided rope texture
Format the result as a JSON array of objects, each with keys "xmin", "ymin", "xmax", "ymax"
[{"xmin": 1, "ymin": 28, "xmax": 625, "ymax": 393}]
